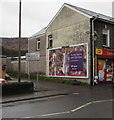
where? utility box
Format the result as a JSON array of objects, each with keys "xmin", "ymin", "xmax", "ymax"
[{"xmin": 0, "ymin": 56, "xmax": 6, "ymax": 79}]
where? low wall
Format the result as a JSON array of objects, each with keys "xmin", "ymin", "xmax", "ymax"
[{"xmin": 2, "ymin": 82, "xmax": 34, "ymax": 96}]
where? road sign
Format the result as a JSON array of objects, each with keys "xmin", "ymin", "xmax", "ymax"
[{"xmin": 26, "ymin": 53, "xmax": 39, "ymax": 61}]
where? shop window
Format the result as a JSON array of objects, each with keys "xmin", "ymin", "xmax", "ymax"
[
  {"xmin": 48, "ymin": 35, "xmax": 53, "ymax": 48},
  {"xmin": 37, "ymin": 39, "xmax": 40, "ymax": 50},
  {"xmin": 102, "ymin": 29, "xmax": 110, "ymax": 47}
]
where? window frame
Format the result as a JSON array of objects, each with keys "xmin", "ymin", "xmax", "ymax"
[
  {"xmin": 102, "ymin": 29, "xmax": 110, "ymax": 47},
  {"xmin": 48, "ymin": 34, "xmax": 53, "ymax": 48},
  {"xmin": 36, "ymin": 39, "xmax": 40, "ymax": 50}
]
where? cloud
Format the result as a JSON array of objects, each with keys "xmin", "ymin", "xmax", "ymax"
[{"xmin": 0, "ymin": 0, "xmax": 113, "ymax": 37}]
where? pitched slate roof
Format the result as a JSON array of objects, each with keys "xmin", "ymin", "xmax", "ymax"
[
  {"xmin": 30, "ymin": 27, "xmax": 47, "ymax": 38},
  {"xmin": 30, "ymin": 3, "xmax": 114, "ymax": 38},
  {"xmin": 65, "ymin": 3, "xmax": 114, "ymax": 23}
]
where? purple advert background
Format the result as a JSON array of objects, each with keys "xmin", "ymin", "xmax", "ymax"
[{"xmin": 70, "ymin": 51, "xmax": 84, "ymax": 71}]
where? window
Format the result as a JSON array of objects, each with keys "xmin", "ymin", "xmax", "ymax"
[
  {"xmin": 37, "ymin": 39, "xmax": 40, "ymax": 50},
  {"xmin": 103, "ymin": 34, "xmax": 107, "ymax": 45},
  {"xmin": 102, "ymin": 29, "xmax": 110, "ymax": 47},
  {"xmin": 48, "ymin": 35, "xmax": 53, "ymax": 48}
]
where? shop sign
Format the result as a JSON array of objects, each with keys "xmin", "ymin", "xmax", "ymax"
[
  {"xmin": 96, "ymin": 49, "xmax": 103, "ymax": 55},
  {"xmin": 96, "ymin": 49, "xmax": 114, "ymax": 59}
]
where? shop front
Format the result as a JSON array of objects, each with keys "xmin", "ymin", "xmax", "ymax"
[{"xmin": 95, "ymin": 49, "xmax": 114, "ymax": 83}]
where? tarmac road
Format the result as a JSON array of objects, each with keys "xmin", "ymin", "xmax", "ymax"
[{"xmin": 2, "ymin": 83, "xmax": 113, "ymax": 119}]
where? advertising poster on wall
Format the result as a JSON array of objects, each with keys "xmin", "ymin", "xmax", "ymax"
[{"xmin": 49, "ymin": 43, "xmax": 88, "ymax": 78}]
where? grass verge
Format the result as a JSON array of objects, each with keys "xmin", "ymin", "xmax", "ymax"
[{"xmin": 8, "ymin": 72, "xmax": 89, "ymax": 86}]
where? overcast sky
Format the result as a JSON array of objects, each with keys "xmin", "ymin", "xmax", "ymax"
[{"xmin": 0, "ymin": 0, "xmax": 113, "ymax": 37}]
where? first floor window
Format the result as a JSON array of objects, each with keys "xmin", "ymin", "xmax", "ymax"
[
  {"xmin": 48, "ymin": 35, "xmax": 53, "ymax": 48},
  {"xmin": 102, "ymin": 29, "xmax": 110, "ymax": 47},
  {"xmin": 37, "ymin": 39, "xmax": 40, "ymax": 50}
]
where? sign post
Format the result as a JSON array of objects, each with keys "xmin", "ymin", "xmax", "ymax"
[
  {"xmin": 18, "ymin": 0, "xmax": 22, "ymax": 83},
  {"xmin": 26, "ymin": 53, "xmax": 40, "ymax": 89}
]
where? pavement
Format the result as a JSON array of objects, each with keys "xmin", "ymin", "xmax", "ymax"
[
  {"xmin": 2, "ymin": 79, "xmax": 78, "ymax": 104},
  {"xmin": 2, "ymin": 78, "xmax": 113, "ymax": 104}
]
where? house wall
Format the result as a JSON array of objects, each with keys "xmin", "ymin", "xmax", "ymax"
[
  {"xmin": 94, "ymin": 20, "xmax": 114, "ymax": 80},
  {"xmin": 28, "ymin": 35, "xmax": 46, "ymax": 74},
  {"xmin": 46, "ymin": 6, "xmax": 91, "ymax": 83},
  {"xmin": 94, "ymin": 20, "xmax": 114, "ymax": 49}
]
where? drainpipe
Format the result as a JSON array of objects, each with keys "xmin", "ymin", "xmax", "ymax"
[{"xmin": 91, "ymin": 16, "xmax": 98, "ymax": 86}]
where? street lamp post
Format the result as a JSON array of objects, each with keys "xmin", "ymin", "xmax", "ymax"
[{"xmin": 18, "ymin": 0, "xmax": 21, "ymax": 82}]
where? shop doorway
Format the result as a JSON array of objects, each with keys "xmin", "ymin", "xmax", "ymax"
[
  {"xmin": 98, "ymin": 59, "xmax": 113, "ymax": 83},
  {"xmin": 106, "ymin": 60, "xmax": 113, "ymax": 82},
  {"xmin": 98, "ymin": 59, "xmax": 106, "ymax": 82}
]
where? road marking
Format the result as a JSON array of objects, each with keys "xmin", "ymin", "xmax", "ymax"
[
  {"xmin": 92, "ymin": 99, "xmax": 113, "ymax": 104},
  {"xmin": 72, "ymin": 93, "xmax": 79, "ymax": 95},
  {"xmin": 23, "ymin": 99, "xmax": 114, "ymax": 118},
  {"xmin": 71, "ymin": 99, "xmax": 113, "ymax": 112},
  {"xmin": 40, "ymin": 111, "xmax": 70, "ymax": 117},
  {"xmin": 23, "ymin": 111, "xmax": 70, "ymax": 118},
  {"xmin": 71, "ymin": 102, "xmax": 92, "ymax": 112}
]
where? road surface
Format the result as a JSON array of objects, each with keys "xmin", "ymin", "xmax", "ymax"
[{"xmin": 2, "ymin": 84, "xmax": 113, "ymax": 119}]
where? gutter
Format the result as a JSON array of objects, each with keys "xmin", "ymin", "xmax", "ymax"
[{"xmin": 96, "ymin": 18, "xmax": 114, "ymax": 25}]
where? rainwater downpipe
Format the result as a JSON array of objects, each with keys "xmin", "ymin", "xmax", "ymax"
[{"xmin": 91, "ymin": 16, "xmax": 98, "ymax": 85}]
